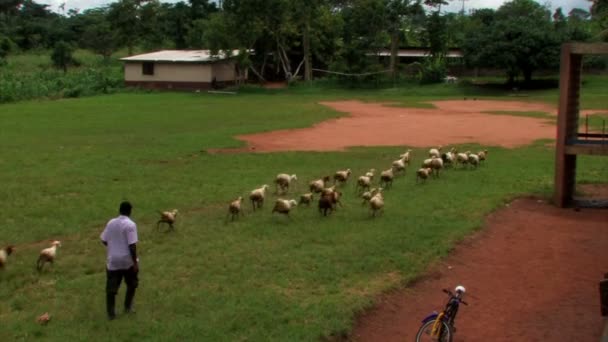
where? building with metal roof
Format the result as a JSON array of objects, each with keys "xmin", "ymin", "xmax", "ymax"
[{"xmin": 120, "ymin": 50, "xmax": 246, "ymax": 90}]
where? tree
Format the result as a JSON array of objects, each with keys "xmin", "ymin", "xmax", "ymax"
[
  {"xmin": 424, "ymin": 10, "xmax": 447, "ymax": 58},
  {"xmin": 566, "ymin": 8, "xmax": 593, "ymax": 42},
  {"xmin": 162, "ymin": 2, "xmax": 190, "ymax": 48},
  {"xmin": 0, "ymin": 35, "xmax": 12, "ymax": 64},
  {"xmin": 11, "ymin": 0, "xmax": 58, "ymax": 50},
  {"xmin": 342, "ymin": 0, "xmax": 390, "ymax": 67},
  {"xmin": 385, "ymin": 0, "xmax": 419, "ymax": 77},
  {"xmin": 80, "ymin": 9, "xmax": 119, "ymax": 60},
  {"xmin": 569, "ymin": 8, "xmax": 591, "ymax": 21},
  {"xmin": 463, "ymin": 0, "xmax": 561, "ymax": 84},
  {"xmin": 588, "ymin": 0, "xmax": 608, "ymax": 40},
  {"xmin": 107, "ymin": 0, "xmax": 142, "ymax": 55},
  {"xmin": 51, "ymin": 40, "xmax": 75, "ymax": 73}
]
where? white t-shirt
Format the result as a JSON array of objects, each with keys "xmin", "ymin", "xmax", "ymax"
[{"xmin": 100, "ymin": 215, "xmax": 138, "ymax": 271}]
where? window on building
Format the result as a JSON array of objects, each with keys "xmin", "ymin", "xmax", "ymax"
[{"xmin": 142, "ymin": 62, "xmax": 154, "ymax": 75}]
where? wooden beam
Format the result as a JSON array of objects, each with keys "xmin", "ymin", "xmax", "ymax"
[
  {"xmin": 566, "ymin": 43, "xmax": 608, "ymax": 55},
  {"xmin": 565, "ymin": 145, "xmax": 608, "ymax": 156}
]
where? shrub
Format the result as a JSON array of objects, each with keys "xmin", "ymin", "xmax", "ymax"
[
  {"xmin": 51, "ymin": 41, "xmax": 76, "ymax": 73},
  {"xmin": 419, "ymin": 57, "xmax": 447, "ymax": 84}
]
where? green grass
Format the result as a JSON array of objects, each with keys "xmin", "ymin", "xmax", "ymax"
[
  {"xmin": 0, "ymin": 81, "xmax": 607, "ymax": 341},
  {"xmin": 481, "ymin": 110, "xmax": 555, "ymax": 119},
  {"xmin": 579, "ymin": 113, "xmax": 608, "ymax": 132}
]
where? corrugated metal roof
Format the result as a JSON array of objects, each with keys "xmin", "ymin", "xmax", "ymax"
[{"xmin": 120, "ymin": 50, "xmax": 242, "ymax": 63}]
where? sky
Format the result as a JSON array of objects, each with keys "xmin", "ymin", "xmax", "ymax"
[{"xmin": 42, "ymin": 0, "xmax": 592, "ymax": 15}]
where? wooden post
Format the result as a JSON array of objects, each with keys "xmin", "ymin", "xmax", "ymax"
[
  {"xmin": 554, "ymin": 44, "xmax": 582, "ymax": 207},
  {"xmin": 601, "ymin": 275, "xmax": 608, "ymax": 316}
]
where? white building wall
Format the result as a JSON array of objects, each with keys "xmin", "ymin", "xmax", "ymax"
[
  {"xmin": 124, "ymin": 63, "xmax": 213, "ymax": 82},
  {"xmin": 212, "ymin": 61, "xmax": 237, "ymax": 82}
]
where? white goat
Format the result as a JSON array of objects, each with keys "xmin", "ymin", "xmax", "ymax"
[
  {"xmin": 275, "ymin": 173, "xmax": 297, "ymax": 194},
  {"xmin": 0, "ymin": 245, "xmax": 15, "ymax": 269},
  {"xmin": 356, "ymin": 175, "xmax": 372, "ymax": 193},
  {"xmin": 299, "ymin": 193, "xmax": 314, "ymax": 206},
  {"xmin": 429, "ymin": 146, "xmax": 442, "ymax": 158},
  {"xmin": 416, "ymin": 168, "xmax": 433, "ymax": 183},
  {"xmin": 309, "ymin": 176, "xmax": 330, "ymax": 193},
  {"xmin": 333, "ymin": 169, "xmax": 352, "ymax": 184},
  {"xmin": 361, "ymin": 187, "xmax": 380, "ymax": 205},
  {"xmin": 369, "ymin": 190, "xmax": 384, "ymax": 217},
  {"xmin": 430, "ymin": 156, "xmax": 444, "ymax": 177},
  {"xmin": 37, "ymin": 241, "xmax": 61, "ymax": 271},
  {"xmin": 249, "ymin": 184, "xmax": 269, "ymax": 211},
  {"xmin": 365, "ymin": 168, "xmax": 376, "ymax": 180},
  {"xmin": 380, "ymin": 168, "xmax": 394, "ymax": 188},
  {"xmin": 157, "ymin": 209, "xmax": 179, "ymax": 231},
  {"xmin": 272, "ymin": 199, "xmax": 298, "ymax": 217},
  {"xmin": 228, "ymin": 197, "xmax": 244, "ymax": 221}
]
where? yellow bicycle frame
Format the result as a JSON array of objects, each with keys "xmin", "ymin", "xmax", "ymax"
[{"xmin": 430, "ymin": 312, "xmax": 445, "ymax": 338}]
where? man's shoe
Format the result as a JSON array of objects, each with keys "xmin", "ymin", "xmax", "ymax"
[{"xmin": 108, "ymin": 314, "xmax": 116, "ymax": 321}]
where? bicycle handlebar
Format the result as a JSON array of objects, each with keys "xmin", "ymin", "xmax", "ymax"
[{"xmin": 442, "ymin": 288, "xmax": 469, "ymax": 306}]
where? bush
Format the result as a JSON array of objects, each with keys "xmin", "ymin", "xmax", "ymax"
[
  {"xmin": 0, "ymin": 36, "xmax": 14, "ymax": 65},
  {"xmin": 0, "ymin": 65, "xmax": 123, "ymax": 103},
  {"xmin": 51, "ymin": 41, "xmax": 76, "ymax": 73},
  {"xmin": 419, "ymin": 57, "xmax": 447, "ymax": 84}
]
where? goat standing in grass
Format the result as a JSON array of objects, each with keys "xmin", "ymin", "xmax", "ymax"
[
  {"xmin": 318, "ymin": 188, "xmax": 342, "ymax": 216},
  {"xmin": 0, "ymin": 245, "xmax": 15, "ymax": 270},
  {"xmin": 228, "ymin": 197, "xmax": 244, "ymax": 221},
  {"xmin": 272, "ymin": 199, "xmax": 298, "ymax": 218},
  {"xmin": 333, "ymin": 169, "xmax": 351, "ymax": 185},
  {"xmin": 37, "ymin": 241, "xmax": 61, "ymax": 272},
  {"xmin": 299, "ymin": 193, "xmax": 314, "ymax": 206},
  {"xmin": 275, "ymin": 174, "xmax": 297, "ymax": 195},
  {"xmin": 369, "ymin": 190, "xmax": 384, "ymax": 217},
  {"xmin": 157, "ymin": 209, "xmax": 178, "ymax": 231},
  {"xmin": 249, "ymin": 185, "xmax": 269, "ymax": 211},
  {"xmin": 380, "ymin": 168, "xmax": 394, "ymax": 189}
]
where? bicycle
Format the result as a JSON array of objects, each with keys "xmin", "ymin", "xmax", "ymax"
[{"xmin": 415, "ymin": 285, "xmax": 468, "ymax": 342}]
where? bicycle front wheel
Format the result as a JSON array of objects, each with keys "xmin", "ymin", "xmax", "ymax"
[{"xmin": 414, "ymin": 319, "xmax": 453, "ymax": 342}]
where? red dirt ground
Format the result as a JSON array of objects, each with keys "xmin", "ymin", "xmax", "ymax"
[
  {"xmin": 213, "ymin": 100, "xmax": 563, "ymax": 153},
  {"xmin": 348, "ymin": 186, "xmax": 608, "ymax": 342},
  {"xmin": 209, "ymin": 100, "xmax": 608, "ymax": 154}
]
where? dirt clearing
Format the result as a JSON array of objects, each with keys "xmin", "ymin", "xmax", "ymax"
[{"xmin": 216, "ymin": 100, "xmax": 564, "ymax": 153}]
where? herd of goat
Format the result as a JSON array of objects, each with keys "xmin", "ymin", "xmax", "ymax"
[
  {"xmin": 226, "ymin": 146, "xmax": 489, "ymax": 221},
  {"xmin": 0, "ymin": 146, "xmax": 488, "ymax": 272}
]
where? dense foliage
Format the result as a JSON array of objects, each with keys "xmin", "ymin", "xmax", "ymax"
[{"xmin": 0, "ymin": 0, "xmax": 606, "ymax": 93}]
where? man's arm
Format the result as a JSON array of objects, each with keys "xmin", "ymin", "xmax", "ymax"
[
  {"xmin": 100, "ymin": 227, "xmax": 108, "ymax": 246},
  {"xmin": 127, "ymin": 222, "xmax": 139, "ymax": 272},
  {"xmin": 129, "ymin": 243, "xmax": 138, "ymax": 273}
]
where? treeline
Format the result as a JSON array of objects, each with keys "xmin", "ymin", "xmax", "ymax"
[{"xmin": 1, "ymin": 0, "xmax": 607, "ymax": 85}]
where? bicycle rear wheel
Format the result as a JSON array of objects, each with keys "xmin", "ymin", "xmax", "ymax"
[{"xmin": 414, "ymin": 319, "xmax": 453, "ymax": 342}]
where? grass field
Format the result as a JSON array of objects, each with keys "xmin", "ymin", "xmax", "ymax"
[{"xmin": 0, "ymin": 79, "xmax": 607, "ymax": 341}]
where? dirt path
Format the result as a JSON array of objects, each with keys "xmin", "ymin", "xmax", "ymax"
[{"xmin": 349, "ymin": 186, "xmax": 608, "ymax": 342}]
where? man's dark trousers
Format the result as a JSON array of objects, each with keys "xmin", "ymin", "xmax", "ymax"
[{"xmin": 106, "ymin": 267, "xmax": 138, "ymax": 318}]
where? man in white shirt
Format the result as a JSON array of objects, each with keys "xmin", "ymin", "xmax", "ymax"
[{"xmin": 101, "ymin": 201, "xmax": 139, "ymax": 320}]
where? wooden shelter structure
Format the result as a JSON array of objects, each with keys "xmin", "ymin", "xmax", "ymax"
[{"xmin": 554, "ymin": 43, "xmax": 608, "ymax": 208}]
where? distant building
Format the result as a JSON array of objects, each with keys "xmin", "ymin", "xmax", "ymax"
[
  {"xmin": 369, "ymin": 47, "xmax": 464, "ymax": 59},
  {"xmin": 120, "ymin": 50, "xmax": 247, "ymax": 90}
]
